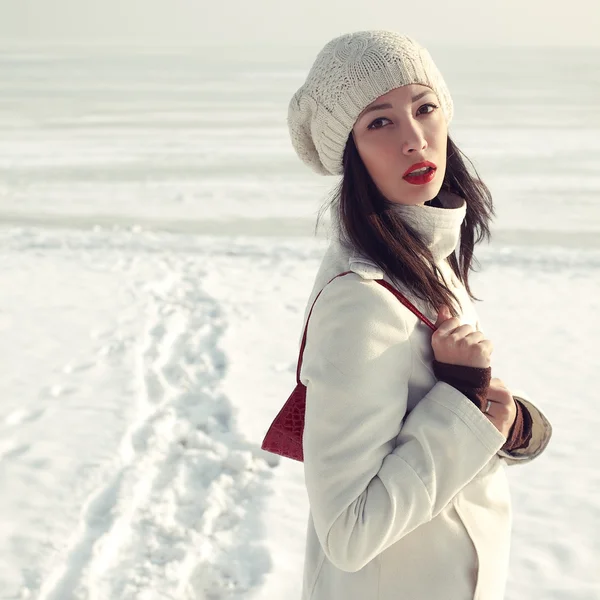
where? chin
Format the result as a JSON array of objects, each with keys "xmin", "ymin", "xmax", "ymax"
[{"xmin": 386, "ymin": 182, "xmax": 444, "ymax": 205}]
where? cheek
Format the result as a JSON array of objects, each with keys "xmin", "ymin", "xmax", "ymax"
[{"xmin": 361, "ymin": 139, "xmax": 400, "ymax": 173}]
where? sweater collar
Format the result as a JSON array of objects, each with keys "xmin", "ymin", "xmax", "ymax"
[
  {"xmin": 384, "ymin": 189, "xmax": 467, "ymax": 262},
  {"xmin": 332, "ymin": 189, "xmax": 467, "ymax": 265}
]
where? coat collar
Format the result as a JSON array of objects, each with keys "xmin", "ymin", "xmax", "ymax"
[{"xmin": 332, "ymin": 189, "xmax": 467, "ymax": 277}]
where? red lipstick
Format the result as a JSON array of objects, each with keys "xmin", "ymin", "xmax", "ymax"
[{"xmin": 402, "ymin": 161, "xmax": 437, "ymax": 185}]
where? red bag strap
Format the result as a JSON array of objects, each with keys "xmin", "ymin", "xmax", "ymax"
[{"xmin": 295, "ymin": 271, "xmax": 436, "ymax": 385}]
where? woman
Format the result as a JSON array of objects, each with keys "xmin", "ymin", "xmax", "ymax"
[{"xmin": 286, "ymin": 31, "xmax": 553, "ymax": 600}]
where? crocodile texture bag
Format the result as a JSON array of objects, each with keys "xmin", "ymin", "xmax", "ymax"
[{"xmin": 261, "ymin": 270, "xmax": 436, "ymax": 462}]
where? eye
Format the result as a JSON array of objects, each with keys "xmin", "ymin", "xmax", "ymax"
[
  {"xmin": 418, "ymin": 102, "xmax": 439, "ymax": 115},
  {"xmin": 367, "ymin": 117, "xmax": 391, "ymax": 130},
  {"xmin": 366, "ymin": 103, "xmax": 439, "ymax": 131}
]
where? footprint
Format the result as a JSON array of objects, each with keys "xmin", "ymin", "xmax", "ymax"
[
  {"xmin": 44, "ymin": 384, "xmax": 77, "ymax": 399},
  {"xmin": 63, "ymin": 361, "xmax": 95, "ymax": 374},
  {"xmin": 4, "ymin": 407, "xmax": 45, "ymax": 426},
  {"xmin": 1, "ymin": 443, "xmax": 30, "ymax": 460}
]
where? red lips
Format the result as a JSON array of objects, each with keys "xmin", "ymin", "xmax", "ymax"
[{"xmin": 403, "ymin": 161, "xmax": 437, "ymax": 178}]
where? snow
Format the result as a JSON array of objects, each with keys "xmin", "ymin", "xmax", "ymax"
[
  {"xmin": 1, "ymin": 226, "xmax": 599, "ymax": 599},
  {"xmin": 1, "ymin": 41, "xmax": 600, "ymax": 599}
]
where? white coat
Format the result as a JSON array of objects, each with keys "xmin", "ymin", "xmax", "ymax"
[{"xmin": 297, "ymin": 193, "xmax": 553, "ymax": 600}]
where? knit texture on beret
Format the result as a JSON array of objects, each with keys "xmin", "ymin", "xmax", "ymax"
[{"xmin": 287, "ymin": 30, "xmax": 454, "ymax": 176}]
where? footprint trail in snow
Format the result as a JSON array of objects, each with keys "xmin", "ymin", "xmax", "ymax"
[{"xmin": 37, "ymin": 255, "xmax": 274, "ymax": 600}]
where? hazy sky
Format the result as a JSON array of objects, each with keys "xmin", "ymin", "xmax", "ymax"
[{"xmin": 0, "ymin": 0, "xmax": 598, "ymax": 48}]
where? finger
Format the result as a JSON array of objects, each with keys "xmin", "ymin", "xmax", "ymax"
[
  {"xmin": 449, "ymin": 324, "xmax": 476, "ymax": 340},
  {"xmin": 464, "ymin": 331, "xmax": 486, "ymax": 343},
  {"xmin": 483, "ymin": 400, "xmax": 496, "ymax": 417},
  {"xmin": 476, "ymin": 339, "xmax": 494, "ymax": 353},
  {"xmin": 433, "ymin": 317, "xmax": 462, "ymax": 336},
  {"xmin": 435, "ymin": 306, "xmax": 451, "ymax": 327},
  {"xmin": 486, "ymin": 387, "xmax": 513, "ymax": 404}
]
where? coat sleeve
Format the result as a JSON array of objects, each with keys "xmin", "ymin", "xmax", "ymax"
[
  {"xmin": 299, "ymin": 274, "xmax": 508, "ymax": 573},
  {"xmin": 496, "ymin": 390, "xmax": 553, "ymax": 465}
]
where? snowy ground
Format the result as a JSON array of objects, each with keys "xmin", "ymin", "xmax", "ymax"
[{"xmin": 1, "ymin": 224, "xmax": 599, "ymax": 599}]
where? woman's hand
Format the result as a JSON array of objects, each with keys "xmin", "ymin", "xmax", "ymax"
[
  {"xmin": 483, "ymin": 377, "xmax": 517, "ymax": 438},
  {"xmin": 431, "ymin": 305, "xmax": 493, "ymax": 369}
]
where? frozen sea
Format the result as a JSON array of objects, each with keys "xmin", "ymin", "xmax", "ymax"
[{"xmin": 0, "ymin": 42, "xmax": 599, "ymax": 599}]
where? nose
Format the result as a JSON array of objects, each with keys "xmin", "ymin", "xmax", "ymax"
[{"xmin": 401, "ymin": 122, "xmax": 427, "ymax": 155}]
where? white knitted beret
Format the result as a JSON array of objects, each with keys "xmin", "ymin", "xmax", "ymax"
[{"xmin": 287, "ymin": 30, "xmax": 454, "ymax": 176}]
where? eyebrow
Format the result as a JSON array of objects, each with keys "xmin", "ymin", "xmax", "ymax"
[{"xmin": 358, "ymin": 90, "xmax": 435, "ymax": 120}]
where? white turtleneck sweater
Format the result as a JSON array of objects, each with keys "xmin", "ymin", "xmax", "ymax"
[{"xmin": 386, "ymin": 188, "xmax": 467, "ymax": 263}]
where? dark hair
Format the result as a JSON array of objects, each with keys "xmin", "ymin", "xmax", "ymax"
[{"xmin": 314, "ymin": 133, "xmax": 496, "ymax": 318}]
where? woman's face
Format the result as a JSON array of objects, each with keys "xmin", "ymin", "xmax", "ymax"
[{"xmin": 351, "ymin": 84, "xmax": 447, "ymax": 206}]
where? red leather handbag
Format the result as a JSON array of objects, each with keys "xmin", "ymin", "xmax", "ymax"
[{"xmin": 260, "ymin": 270, "xmax": 437, "ymax": 462}]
